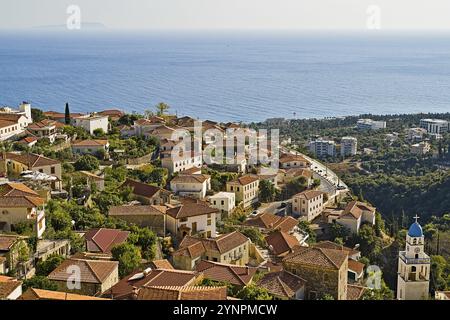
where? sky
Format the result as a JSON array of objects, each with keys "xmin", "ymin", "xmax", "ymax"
[{"xmin": 1, "ymin": 0, "xmax": 450, "ymax": 31}]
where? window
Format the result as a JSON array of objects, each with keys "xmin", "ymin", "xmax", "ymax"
[
  {"xmin": 207, "ymin": 219, "xmax": 211, "ymax": 226},
  {"xmin": 221, "ymin": 200, "xmax": 224, "ymax": 205},
  {"xmin": 51, "ymin": 166, "xmax": 56, "ymax": 174},
  {"xmin": 180, "ymin": 217, "xmax": 188, "ymax": 222}
]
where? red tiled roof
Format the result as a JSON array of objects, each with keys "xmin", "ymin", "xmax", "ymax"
[
  {"xmin": 266, "ymin": 231, "xmax": 300, "ymax": 256},
  {"xmin": 312, "ymin": 241, "xmax": 360, "ymax": 257},
  {"xmin": 0, "ymin": 183, "xmax": 44, "ymax": 208},
  {"xmin": 84, "ymin": 228, "xmax": 130, "ymax": 254},
  {"xmin": 171, "ymin": 174, "xmax": 210, "ymax": 184},
  {"xmin": 121, "ymin": 179, "xmax": 165, "ymax": 199},
  {"xmin": 20, "ymin": 288, "xmax": 110, "ymax": 300},
  {"xmin": 257, "ymin": 270, "xmax": 306, "ymax": 299},
  {"xmin": 283, "ymin": 246, "xmax": 348, "ymax": 270},
  {"xmin": 166, "ymin": 201, "xmax": 218, "ymax": 219},
  {"xmin": 340, "ymin": 201, "xmax": 376, "ymax": 220},
  {"xmin": 244, "ymin": 213, "xmax": 298, "ymax": 232},
  {"xmin": 105, "ymin": 268, "xmax": 199, "ymax": 299},
  {"xmin": 347, "ymin": 259, "xmax": 365, "ymax": 275},
  {"xmin": 0, "ymin": 235, "xmax": 20, "ymax": 251},
  {"xmin": 108, "ymin": 205, "xmax": 166, "ymax": 216},
  {"xmin": 48, "ymin": 258, "xmax": 118, "ymax": 284},
  {"xmin": 195, "ymin": 260, "xmax": 256, "ymax": 286},
  {"xmin": 0, "ymin": 278, "xmax": 22, "ymax": 299},
  {"xmin": 279, "ymin": 153, "xmax": 310, "ymax": 164},
  {"xmin": 149, "ymin": 259, "xmax": 174, "ymax": 270},
  {"xmin": 346, "ymin": 285, "xmax": 367, "ymax": 300},
  {"xmin": 174, "ymin": 231, "xmax": 249, "ymax": 258},
  {"xmin": 294, "ymin": 190, "xmax": 324, "ymax": 200},
  {"xmin": 6, "ymin": 152, "xmax": 60, "ymax": 167},
  {"xmin": 137, "ymin": 286, "xmax": 227, "ymax": 300},
  {"xmin": 228, "ymin": 175, "xmax": 259, "ymax": 186}
]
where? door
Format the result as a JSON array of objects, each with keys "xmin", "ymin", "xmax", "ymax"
[{"xmin": 192, "ymin": 222, "xmax": 197, "ymax": 234}]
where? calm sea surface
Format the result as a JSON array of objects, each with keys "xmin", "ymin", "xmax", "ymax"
[{"xmin": 1, "ymin": 31, "xmax": 450, "ymax": 122}]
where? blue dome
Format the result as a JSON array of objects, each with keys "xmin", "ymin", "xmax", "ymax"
[{"xmin": 408, "ymin": 222, "xmax": 423, "ymax": 237}]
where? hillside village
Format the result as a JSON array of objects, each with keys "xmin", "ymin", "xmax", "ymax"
[{"xmin": 0, "ymin": 101, "xmax": 448, "ymax": 301}]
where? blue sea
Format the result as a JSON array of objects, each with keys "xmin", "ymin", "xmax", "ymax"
[{"xmin": 1, "ymin": 30, "xmax": 450, "ymax": 122}]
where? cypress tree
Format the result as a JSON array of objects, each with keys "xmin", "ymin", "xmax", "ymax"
[{"xmin": 65, "ymin": 102, "xmax": 70, "ymax": 125}]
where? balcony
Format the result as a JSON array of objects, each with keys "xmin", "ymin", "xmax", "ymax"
[{"xmin": 399, "ymin": 251, "xmax": 430, "ymax": 264}]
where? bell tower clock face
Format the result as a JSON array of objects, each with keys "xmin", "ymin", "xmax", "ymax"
[{"xmin": 415, "ymin": 247, "xmax": 420, "ymax": 253}]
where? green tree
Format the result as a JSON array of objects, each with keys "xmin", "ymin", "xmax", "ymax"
[
  {"xmin": 23, "ymin": 276, "xmax": 58, "ymax": 291},
  {"xmin": 259, "ymin": 180, "xmax": 278, "ymax": 203},
  {"xmin": 93, "ymin": 128, "xmax": 105, "ymax": 137},
  {"xmin": 236, "ymin": 284, "xmax": 273, "ymax": 300},
  {"xmin": 46, "ymin": 209, "xmax": 72, "ymax": 232},
  {"xmin": 31, "ymin": 108, "xmax": 46, "ymax": 122},
  {"xmin": 155, "ymin": 102, "xmax": 170, "ymax": 116},
  {"xmin": 128, "ymin": 226, "xmax": 157, "ymax": 260},
  {"xmin": 36, "ymin": 255, "xmax": 65, "ymax": 276},
  {"xmin": 297, "ymin": 220, "xmax": 316, "ymax": 243},
  {"xmin": 74, "ymin": 155, "xmax": 99, "ymax": 171},
  {"xmin": 111, "ymin": 243, "xmax": 142, "ymax": 277},
  {"xmin": 65, "ymin": 102, "xmax": 70, "ymax": 125}
]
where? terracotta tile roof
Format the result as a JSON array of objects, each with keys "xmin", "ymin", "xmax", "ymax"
[
  {"xmin": 0, "ymin": 183, "xmax": 44, "ymax": 208},
  {"xmin": 148, "ymin": 259, "xmax": 174, "ymax": 270},
  {"xmin": 171, "ymin": 174, "xmax": 210, "ymax": 184},
  {"xmin": 174, "ymin": 231, "xmax": 249, "ymax": 258},
  {"xmin": 0, "ymin": 119, "xmax": 17, "ymax": 129},
  {"xmin": 166, "ymin": 201, "xmax": 218, "ymax": 219},
  {"xmin": 6, "ymin": 152, "xmax": 60, "ymax": 167},
  {"xmin": 72, "ymin": 139, "xmax": 109, "ymax": 147},
  {"xmin": 244, "ymin": 213, "xmax": 298, "ymax": 232},
  {"xmin": 179, "ymin": 167, "xmax": 202, "ymax": 175},
  {"xmin": 48, "ymin": 258, "xmax": 118, "ymax": 284},
  {"xmin": 257, "ymin": 271, "xmax": 306, "ymax": 299},
  {"xmin": 347, "ymin": 259, "xmax": 365, "ymax": 275},
  {"xmin": 0, "ymin": 114, "xmax": 23, "ymax": 122},
  {"xmin": 137, "ymin": 286, "xmax": 227, "ymax": 300},
  {"xmin": 0, "ymin": 195, "xmax": 45, "ymax": 208},
  {"xmin": 20, "ymin": 288, "xmax": 110, "ymax": 300},
  {"xmin": 121, "ymin": 178, "xmax": 164, "ymax": 199},
  {"xmin": 84, "ymin": 228, "xmax": 130, "ymax": 254},
  {"xmin": 108, "ymin": 205, "xmax": 166, "ymax": 216},
  {"xmin": 0, "ymin": 235, "xmax": 20, "ymax": 251},
  {"xmin": 27, "ymin": 119, "xmax": 57, "ymax": 130},
  {"xmin": 282, "ymin": 246, "xmax": 348, "ymax": 270},
  {"xmin": 98, "ymin": 109, "xmax": 124, "ymax": 118},
  {"xmin": 279, "ymin": 153, "xmax": 310, "ymax": 164},
  {"xmin": 294, "ymin": 190, "xmax": 324, "ymax": 200},
  {"xmin": 340, "ymin": 201, "xmax": 376, "ymax": 220},
  {"xmin": 105, "ymin": 268, "xmax": 199, "ymax": 299},
  {"xmin": 346, "ymin": 285, "xmax": 367, "ymax": 300},
  {"xmin": 195, "ymin": 260, "xmax": 256, "ymax": 286},
  {"xmin": 312, "ymin": 241, "xmax": 360, "ymax": 257},
  {"xmin": 0, "ymin": 182, "xmax": 39, "ymax": 197},
  {"xmin": 266, "ymin": 231, "xmax": 300, "ymax": 256},
  {"xmin": 18, "ymin": 136, "xmax": 39, "ymax": 144},
  {"xmin": 44, "ymin": 111, "xmax": 84, "ymax": 119},
  {"xmin": 228, "ymin": 175, "xmax": 259, "ymax": 186},
  {"xmin": 0, "ymin": 278, "xmax": 22, "ymax": 299}
]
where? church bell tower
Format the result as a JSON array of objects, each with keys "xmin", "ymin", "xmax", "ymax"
[{"xmin": 397, "ymin": 215, "xmax": 430, "ymax": 300}]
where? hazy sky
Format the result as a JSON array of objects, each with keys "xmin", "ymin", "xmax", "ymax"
[{"xmin": 2, "ymin": 0, "xmax": 450, "ymax": 30}]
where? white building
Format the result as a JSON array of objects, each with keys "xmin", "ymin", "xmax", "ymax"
[
  {"xmin": 170, "ymin": 174, "xmax": 211, "ymax": 199},
  {"xmin": 165, "ymin": 201, "xmax": 218, "ymax": 238},
  {"xmin": 335, "ymin": 201, "xmax": 376, "ymax": 235},
  {"xmin": 419, "ymin": 119, "xmax": 449, "ymax": 134},
  {"xmin": 397, "ymin": 216, "xmax": 430, "ymax": 300},
  {"xmin": 340, "ymin": 137, "xmax": 357, "ymax": 157},
  {"xmin": 407, "ymin": 128, "xmax": 428, "ymax": 142},
  {"xmin": 357, "ymin": 119, "xmax": 387, "ymax": 130},
  {"xmin": 309, "ymin": 139, "xmax": 336, "ymax": 157},
  {"xmin": 411, "ymin": 142, "xmax": 431, "ymax": 156},
  {"xmin": 161, "ymin": 150, "xmax": 202, "ymax": 174},
  {"xmin": 0, "ymin": 119, "xmax": 23, "ymax": 142},
  {"xmin": 73, "ymin": 114, "xmax": 109, "ymax": 135},
  {"xmin": 0, "ymin": 102, "xmax": 33, "ymax": 128},
  {"xmin": 292, "ymin": 190, "xmax": 324, "ymax": 222},
  {"xmin": 209, "ymin": 192, "xmax": 236, "ymax": 220}
]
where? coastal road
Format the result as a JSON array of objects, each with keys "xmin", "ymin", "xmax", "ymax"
[{"xmin": 281, "ymin": 147, "xmax": 348, "ymax": 196}]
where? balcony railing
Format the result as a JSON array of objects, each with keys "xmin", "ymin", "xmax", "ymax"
[{"xmin": 399, "ymin": 252, "xmax": 430, "ymax": 264}]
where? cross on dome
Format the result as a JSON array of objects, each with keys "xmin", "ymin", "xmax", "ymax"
[{"xmin": 413, "ymin": 215, "xmax": 420, "ymax": 223}]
